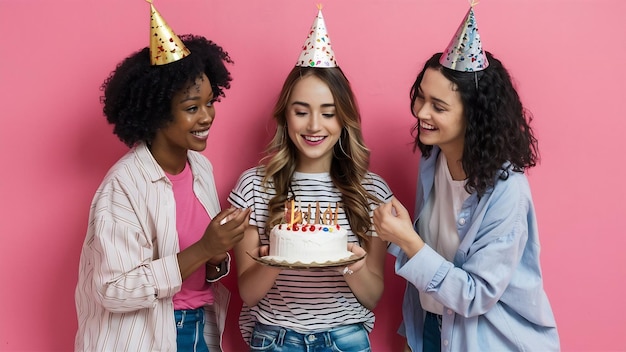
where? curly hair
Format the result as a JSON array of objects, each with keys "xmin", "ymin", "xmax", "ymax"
[
  {"xmin": 261, "ymin": 67, "xmax": 381, "ymax": 244},
  {"xmin": 101, "ymin": 34, "xmax": 234, "ymax": 147},
  {"xmin": 409, "ymin": 52, "xmax": 539, "ymax": 196}
]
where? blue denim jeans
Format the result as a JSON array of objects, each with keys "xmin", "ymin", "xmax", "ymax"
[
  {"xmin": 175, "ymin": 308, "xmax": 209, "ymax": 352},
  {"xmin": 422, "ymin": 312, "xmax": 442, "ymax": 352},
  {"xmin": 249, "ymin": 322, "xmax": 371, "ymax": 352}
]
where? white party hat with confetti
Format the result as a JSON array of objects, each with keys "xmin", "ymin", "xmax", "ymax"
[{"xmin": 296, "ymin": 4, "xmax": 337, "ymax": 68}]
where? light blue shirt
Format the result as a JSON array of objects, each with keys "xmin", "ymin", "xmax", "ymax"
[{"xmin": 389, "ymin": 147, "xmax": 560, "ymax": 351}]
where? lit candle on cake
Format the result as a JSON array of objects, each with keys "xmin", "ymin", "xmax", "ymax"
[
  {"xmin": 322, "ymin": 203, "xmax": 332, "ymax": 225},
  {"xmin": 290, "ymin": 199, "xmax": 294, "ymax": 226},
  {"xmin": 287, "ymin": 199, "xmax": 303, "ymax": 227},
  {"xmin": 315, "ymin": 201, "xmax": 321, "ymax": 225}
]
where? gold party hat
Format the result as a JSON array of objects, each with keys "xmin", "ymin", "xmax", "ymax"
[
  {"xmin": 440, "ymin": 3, "xmax": 489, "ymax": 72},
  {"xmin": 296, "ymin": 4, "xmax": 337, "ymax": 68},
  {"xmin": 147, "ymin": 0, "xmax": 190, "ymax": 65}
]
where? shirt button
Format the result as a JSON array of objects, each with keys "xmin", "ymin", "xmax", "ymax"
[
  {"xmin": 458, "ymin": 218, "xmax": 466, "ymax": 225},
  {"xmin": 447, "ymin": 309, "xmax": 453, "ymax": 315},
  {"xmin": 443, "ymin": 340, "xmax": 449, "ymax": 346}
]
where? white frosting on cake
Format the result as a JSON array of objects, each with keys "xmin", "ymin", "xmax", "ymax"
[{"xmin": 268, "ymin": 223, "xmax": 351, "ymax": 264}]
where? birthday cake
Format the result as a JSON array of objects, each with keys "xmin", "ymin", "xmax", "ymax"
[{"xmin": 267, "ymin": 201, "xmax": 352, "ymax": 264}]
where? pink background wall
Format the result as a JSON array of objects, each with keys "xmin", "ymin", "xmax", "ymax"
[{"xmin": 1, "ymin": 0, "xmax": 625, "ymax": 351}]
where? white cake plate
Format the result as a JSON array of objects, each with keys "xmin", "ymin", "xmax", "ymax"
[{"xmin": 247, "ymin": 252, "xmax": 366, "ymax": 270}]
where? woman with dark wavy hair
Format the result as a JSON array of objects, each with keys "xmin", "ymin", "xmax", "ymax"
[
  {"xmin": 374, "ymin": 48, "xmax": 559, "ymax": 352},
  {"xmin": 373, "ymin": 50, "xmax": 560, "ymax": 352},
  {"xmin": 75, "ymin": 32, "xmax": 250, "ymax": 351}
]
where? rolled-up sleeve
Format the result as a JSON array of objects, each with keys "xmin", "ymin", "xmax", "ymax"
[{"xmin": 396, "ymin": 244, "xmax": 452, "ymax": 292}]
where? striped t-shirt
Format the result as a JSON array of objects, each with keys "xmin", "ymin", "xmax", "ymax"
[{"xmin": 228, "ymin": 167, "xmax": 393, "ymax": 341}]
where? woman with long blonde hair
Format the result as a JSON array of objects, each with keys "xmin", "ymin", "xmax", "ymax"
[
  {"xmin": 229, "ymin": 9, "xmax": 393, "ymax": 350},
  {"xmin": 229, "ymin": 47, "xmax": 392, "ymax": 352}
]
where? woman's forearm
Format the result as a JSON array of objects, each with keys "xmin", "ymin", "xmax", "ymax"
[
  {"xmin": 344, "ymin": 266, "xmax": 384, "ymax": 310},
  {"xmin": 238, "ymin": 264, "xmax": 281, "ymax": 306}
]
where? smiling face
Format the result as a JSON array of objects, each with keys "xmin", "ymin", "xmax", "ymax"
[
  {"xmin": 413, "ymin": 68, "xmax": 466, "ymax": 159},
  {"xmin": 150, "ymin": 73, "xmax": 215, "ymax": 173},
  {"xmin": 286, "ymin": 75, "xmax": 342, "ymax": 173}
]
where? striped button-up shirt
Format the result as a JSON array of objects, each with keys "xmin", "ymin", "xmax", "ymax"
[{"xmin": 75, "ymin": 143, "xmax": 228, "ymax": 352}]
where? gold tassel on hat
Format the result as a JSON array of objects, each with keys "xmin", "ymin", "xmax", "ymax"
[{"xmin": 147, "ymin": 0, "xmax": 190, "ymax": 65}]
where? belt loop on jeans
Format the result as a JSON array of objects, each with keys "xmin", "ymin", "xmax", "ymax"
[
  {"xmin": 177, "ymin": 310, "xmax": 186, "ymax": 328},
  {"xmin": 323, "ymin": 332, "xmax": 332, "ymax": 347},
  {"xmin": 277, "ymin": 328, "xmax": 286, "ymax": 346}
]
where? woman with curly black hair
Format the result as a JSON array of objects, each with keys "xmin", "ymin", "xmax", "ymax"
[
  {"xmin": 75, "ymin": 33, "xmax": 250, "ymax": 351},
  {"xmin": 373, "ymin": 50, "xmax": 560, "ymax": 352}
]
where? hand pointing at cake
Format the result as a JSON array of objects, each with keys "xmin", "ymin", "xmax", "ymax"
[
  {"xmin": 373, "ymin": 197, "xmax": 424, "ymax": 259},
  {"xmin": 178, "ymin": 207, "xmax": 250, "ymax": 281},
  {"xmin": 201, "ymin": 207, "xmax": 251, "ymax": 259}
]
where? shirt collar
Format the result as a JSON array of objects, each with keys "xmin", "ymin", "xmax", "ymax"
[{"xmin": 134, "ymin": 142, "xmax": 168, "ymax": 183}]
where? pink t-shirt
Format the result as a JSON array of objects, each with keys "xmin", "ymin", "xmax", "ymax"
[{"xmin": 166, "ymin": 163, "xmax": 214, "ymax": 309}]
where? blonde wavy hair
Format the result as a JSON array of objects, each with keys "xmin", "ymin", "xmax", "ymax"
[{"xmin": 261, "ymin": 66, "xmax": 381, "ymax": 245}]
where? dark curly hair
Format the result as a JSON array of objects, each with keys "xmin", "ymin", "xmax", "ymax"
[
  {"xmin": 101, "ymin": 34, "xmax": 234, "ymax": 147},
  {"xmin": 409, "ymin": 52, "xmax": 539, "ymax": 196}
]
